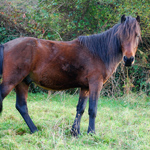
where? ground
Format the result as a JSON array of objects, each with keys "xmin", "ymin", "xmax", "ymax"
[{"xmin": 0, "ymin": 91, "xmax": 150, "ymax": 150}]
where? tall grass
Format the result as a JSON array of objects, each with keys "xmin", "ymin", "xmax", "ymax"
[{"xmin": 0, "ymin": 91, "xmax": 150, "ymax": 150}]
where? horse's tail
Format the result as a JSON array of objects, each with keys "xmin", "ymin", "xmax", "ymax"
[
  {"xmin": 0, "ymin": 44, "xmax": 4, "ymax": 113},
  {"xmin": 0, "ymin": 45, "xmax": 4, "ymax": 76}
]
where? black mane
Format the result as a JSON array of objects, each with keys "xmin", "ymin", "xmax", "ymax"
[{"xmin": 78, "ymin": 24, "xmax": 122, "ymax": 68}]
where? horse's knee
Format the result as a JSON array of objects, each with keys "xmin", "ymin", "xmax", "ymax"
[
  {"xmin": 88, "ymin": 108, "xmax": 97, "ymax": 118},
  {"xmin": 80, "ymin": 108, "xmax": 85, "ymax": 115},
  {"xmin": 77, "ymin": 105, "xmax": 86, "ymax": 115},
  {"xmin": 77, "ymin": 99, "xmax": 87, "ymax": 115}
]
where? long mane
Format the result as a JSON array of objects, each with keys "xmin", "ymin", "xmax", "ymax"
[{"xmin": 78, "ymin": 16, "xmax": 141, "ymax": 68}]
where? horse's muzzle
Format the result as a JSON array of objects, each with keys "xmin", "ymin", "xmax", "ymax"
[{"xmin": 123, "ymin": 56, "xmax": 134, "ymax": 67}]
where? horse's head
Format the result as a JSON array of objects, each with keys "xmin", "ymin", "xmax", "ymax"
[{"xmin": 118, "ymin": 15, "xmax": 141, "ymax": 67}]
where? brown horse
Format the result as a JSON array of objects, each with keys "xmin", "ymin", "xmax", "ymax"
[{"xmin": 0, "ymin": 15, "xmax": 141, "ymax": 136}]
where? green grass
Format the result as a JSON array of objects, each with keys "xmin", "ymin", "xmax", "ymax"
[{"xmin": 0, "ymin": 92, "xmax": 150, "ymax": 150}]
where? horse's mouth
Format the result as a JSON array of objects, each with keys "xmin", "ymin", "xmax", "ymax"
[{"xmin": 124, "ymin": 62, "xmax": 133, "ymax": 67}]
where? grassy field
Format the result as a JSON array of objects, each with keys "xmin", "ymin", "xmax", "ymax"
[{"xmin": 0, "ymin": 91, "xmax": 150, "ymax": 150}]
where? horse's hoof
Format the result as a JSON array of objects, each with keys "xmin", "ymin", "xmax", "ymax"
[
  {"xmin": 87, "ymin": 129, "xmax": 95, "ymax": 136},
  {"xmin": 70, "ymin": 128, "xmax": 79, "ymax": 137},
  {"xmin": 30, "ymin": 128, "xmax": 38, "ymax": 134}
]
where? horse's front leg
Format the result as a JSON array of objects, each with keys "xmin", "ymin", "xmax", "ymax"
[
  {"xmin": 71, "ymin": 88, "xmax": 89, "ymax": 136},
  {"xmin": 88, "ymin": 81, "xmax": 103, "ymax": 134}
]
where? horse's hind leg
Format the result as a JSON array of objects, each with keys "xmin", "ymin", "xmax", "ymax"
[
  {"xmin": 0, "ymin": 84, "xmax": 15, "ymax": 113},
  {"xmin": 71, "ymin": 88, "xmax": 89, "ymax": 136},
  {"xmin": 15, "ymin": 81, "xmax": 38, "ymax": 133}
]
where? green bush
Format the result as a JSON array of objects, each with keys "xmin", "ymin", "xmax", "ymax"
[{"xmin": 0, "ymin": 0, "xmax": 149, "ymax": 96}]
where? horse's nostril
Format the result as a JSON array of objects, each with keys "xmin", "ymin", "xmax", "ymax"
[
  {"xmin": 123, "ymin": 56, "xmax": 134, "ymax": 63},
  {"xmin": 130, "ymin": 56, "xmax": 134, "ymax": 62},
  {"xmin": 123, "ymin": 56, "xmax": 128, "ymax": 62}
]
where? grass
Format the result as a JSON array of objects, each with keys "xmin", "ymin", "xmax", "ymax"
[{"xmin": 0, "ymin": 91, "xmax": 150, "ymax": 150}]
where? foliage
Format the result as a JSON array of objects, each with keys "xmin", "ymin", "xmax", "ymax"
[
  {"xmin": 0, "ymin": 0, "xmax": 150, "ymax": 95},
  {"xmin": 1, "ymin": 0, "xmax": 149, "ymax": 40},
  {"xmin": 0, "ymin": 26, "xmax": 17, "ymax": 44}
]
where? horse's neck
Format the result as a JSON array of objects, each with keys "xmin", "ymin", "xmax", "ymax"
[{"xmin": 106, "ymin": 52, "xmax": 123, "ymax": 77}]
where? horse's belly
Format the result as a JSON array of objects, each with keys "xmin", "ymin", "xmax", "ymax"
[
  {"xmin": 30, "ymin": 60, "xmax": 88, "ymax": 90},
  {"xmin": 30, "ymin": 72, "xmax": 82, "ymax": 90},
  {"xmin": 38, "ymin": 79, "xmax": 80, "ymax": 90}
]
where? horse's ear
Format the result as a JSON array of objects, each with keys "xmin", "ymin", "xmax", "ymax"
[
  {"xmin": 121, "ymin": 15, "xmax": 126, "ymax": 23},
  {"xmin": 136, "ymin": 16, "xmax": 140, "ymax": 23}
]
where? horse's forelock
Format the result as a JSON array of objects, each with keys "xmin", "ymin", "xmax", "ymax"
[{"xmin": 117, "ymin": 16, "xmax": 141, "ymax": 41}]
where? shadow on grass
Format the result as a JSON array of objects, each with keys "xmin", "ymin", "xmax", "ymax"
[{"xmin": 15, "ymin": 128, "xmax": 29, "ymax": 135}]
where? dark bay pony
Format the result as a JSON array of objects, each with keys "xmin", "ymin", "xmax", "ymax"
[{"xmin": 0, "ymin": 15, "xmax": 141, "ymax": 136}]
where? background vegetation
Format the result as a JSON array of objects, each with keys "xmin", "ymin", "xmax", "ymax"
[{"xmin": 0, "ymin": 0, "xmax": 150, "ymax": 96}]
